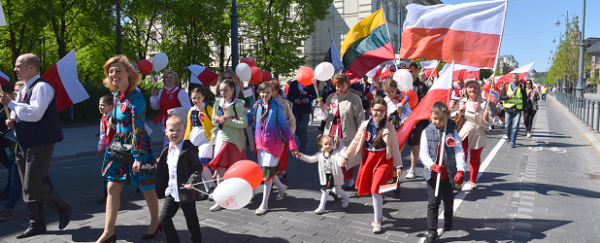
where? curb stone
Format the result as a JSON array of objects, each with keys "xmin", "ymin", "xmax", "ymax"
[{"xmin": 550, "ymin": 95, "xmax": 600, "ymax": 156}]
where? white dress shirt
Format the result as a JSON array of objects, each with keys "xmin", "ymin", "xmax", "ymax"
[
  {"xmin": 9, "ymin": 74, "xmax": 55, "ymax": 122},
  {"xmin": 165, "ymin": 141, "xmax": 184, "ymax": 202},
  {"xmin": 419, "ymin": 129, "xmax": 466, "ymax": 173}
]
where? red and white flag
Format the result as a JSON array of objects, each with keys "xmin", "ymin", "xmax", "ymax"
[
  {"xmin": 494, "ymin": 62, "xmax": 534, "ymax": 89},
  {"xmin": 440, "ymin": 63, "xmax": 481, "ymax": 81},
  {"xmin": 397, "ymin": 62, "xmax": 454, "ymax": 147},
  {"xmin": 0, "ymin": 71, "xmax": 10, "ymax": 86},
  {"xmin": 420, "ymin": 60, "xmax": 439, "ymax": 78},
  {"xmin": 188, "ymin": 65, "xmax": 219, "ymax": 86},
  {"xmin": 41, "ymin": 49, "xmax": 89, "ymax": 112},
  {"xmin": 366, "ymin": 65, "xmax": 381, "ymax": 79},
  {"xmin": 399, "ymin": 0, "xmax": 507, "ymax": 69}
]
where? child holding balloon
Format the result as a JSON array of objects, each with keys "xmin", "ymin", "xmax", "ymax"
[
  {"xmin": 184, "ymin": 86, "xmax": 216, "ymax": 198},
  {"xmin": 209, "ymin": 79, "xmax": 249, "ymax": 212},
  {"xmin": 248, "ymin": 82, "xmax": 299, "ymax": 215},
  {"xmin": 296, "ymin": 135, "xmax": 349, "ymax": 214},
  {"xmin": 341, "ymin": 97, "xmax": 403, "ymax": 233}
]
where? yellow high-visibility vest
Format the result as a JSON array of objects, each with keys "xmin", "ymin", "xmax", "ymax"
[{"xmin": 503, "ymin": 84, "xmax": 523, "ymax": 109}]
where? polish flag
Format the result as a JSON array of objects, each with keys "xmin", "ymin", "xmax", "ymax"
[
  {"xmin": 420, "ymin": 60, "xmax": 439, "ymax": 78},
  {"xmin": 494, "ymin": 62, "xmax": 534, "ymax": 89},
  {"xmin": 366, "ymin": 65, "xmax": 381, "ymax": 79},
  {"xmin": 188, "ymin": 65, "xmax": 219, "ymax": 86},
  {"xmin": 439, "ymin": 63, "xmax": 481, "ymax": 81},
  {"xmin": 397, "ymin": 62, "xmax": 454, "ymax": 147},
  {"xmin": 399, "ymin": 0, "xmax": 507, "ymax": 69},
  {"xmin": 41, "ymin": 49, "xmax": 89, "ymax": 112},
  {"xmin": 0, "ymin": 71, "xmax": 10, "ymax": 86}
]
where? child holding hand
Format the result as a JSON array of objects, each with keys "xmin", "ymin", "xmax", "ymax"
[
  {"xmin": 296, "ymin": 135, "xmax": 349, "ymax": 214},
  {"xmin": 420, "ymin": 101, "xmax": 466, "ymax": 243},
  {"xmin": 96, "ymin": 95, "xmax": 115, "ymax": 204}
]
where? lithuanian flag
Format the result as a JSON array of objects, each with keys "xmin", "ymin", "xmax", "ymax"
[{"xmin": 341, "ymin": 8, "xmax": 395, "ymax": 83}]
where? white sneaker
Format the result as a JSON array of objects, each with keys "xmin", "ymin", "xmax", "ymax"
[
  {"xmin": 210, "ymin": 203, "xmax": 223, "ymax": 212},
  {"xmin": 502, "ymin": 134, "xmax": 508, "ymax": 139},
  {"xmin": 314, "ymin": 206, "xmax": 326, "ymax": 214},
  {"xmin": 341, "ymin": 197, "xmax": 349, "ymax": 208},
  {"xmin": 372, "ymin": 220, "xmax": 382, "ymax": 233},
  {"xmin": 405, "ymin": 169, "xmax": 415, "ymax": 179},
  {"xmin": 276, "ymin": 185, "xmax": 287, "ymax": 201},
  {"xmin": 527, "ymin": 133, "xmax": 531, "ymax": 138}
]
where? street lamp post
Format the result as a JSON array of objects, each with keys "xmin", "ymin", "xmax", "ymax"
[
  {"xmin": 576, "ymin": 0, "xmax": 587, "ymax": 98},
  {"xmin": 230, "ymin": 0, "xmax": 239, "ymax": 71}
]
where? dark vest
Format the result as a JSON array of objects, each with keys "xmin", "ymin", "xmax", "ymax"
[
  {"xmin": 15, "ymin": 78, "xmax": 63, "ymax": 149},
  {"xmin": 422, "ymin": 120, "xmax": 457, "ymax": 184}
]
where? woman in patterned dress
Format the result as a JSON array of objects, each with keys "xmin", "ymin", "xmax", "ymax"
[{"xmin": 96, "ymin": 56, "xmax": 160, "ymax": 243}]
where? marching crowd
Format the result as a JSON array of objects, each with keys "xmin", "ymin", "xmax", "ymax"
[{"xmin": 0, "ymin": 54, "xmax": 542, "ymax": 243}]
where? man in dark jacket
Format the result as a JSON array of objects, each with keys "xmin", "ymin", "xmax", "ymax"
[
  {"xmin": 406, "ymin": 62, "xmax": 430, "ymax": 179},
  {"xmin": 287, "ymin": 80, "xmax": 317, "ymax": 152},
  {"xmin": 499, "ymin": 73, "xmax": 528, "ymax": 148}
]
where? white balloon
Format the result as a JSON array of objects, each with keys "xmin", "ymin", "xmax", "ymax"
[
  {"xmin": 152, "ymin": 52, "xmax": 169, "ymax": 72},
  {"xmin": 393, "ymin": 69, "xmax": 413, "ymax": 92},
  {"xmin": 211, "ymin": 178, "xmax": 253, "ymax": 210},
  {"xmin": 235, "ymin": 63, "xmax": 252, "ymax": 82},
  {"xmin": 314, "ymin": 62, "xmax": 335, "ymax": 81}
]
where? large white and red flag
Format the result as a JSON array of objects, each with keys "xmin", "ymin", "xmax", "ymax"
[
  {"xmin": 399, "ymin": 0, "xmax": 507, "ymax": 69},
  {"xmin": 420, "ymin": 60, "xmax": 439, "ymax": 78},
  {"xmin": 493, "ymin": 62, "xmax": 535, "ymax": 89},
  {"xmin": 41, "ymin": 49, "xmax": 89, "ymax": 112},
  {"xmin": 440, "ymin": 63, "xmax": 481, "ymax": 81},
  {"xmin": 397, "ymin": 62, "xmax": 454, "ymax": 147}
]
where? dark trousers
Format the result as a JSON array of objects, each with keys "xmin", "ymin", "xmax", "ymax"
[
  {"xmin": 426, "ymin": 178, "xmax": 454, "ymax": 234},
  {"xmin": 160, "ymin": 196, "xmax": 202, "ymax": 243},
  {"xmin": 16, "ymin": 143, "xmax": 66, "ymax": 213},
  {"xmin": 523, "ymin": 109, "xmax": 536, "ymax": 132}
]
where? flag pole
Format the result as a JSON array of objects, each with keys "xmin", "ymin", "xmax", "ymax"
[
  {"xmin": 427, "ymin": 60, "xmax": 439, "ymax": 81},
  {"xmin": 435, "ymin": 61, "xmax": 454, "ymax": 197},
  {"xmin": 486, "ymin": 0, "xmax": 508, "ymax": 112},
  {"xmin": 380, "ymin": 5, "xmax": 399, "ymax": 70}
]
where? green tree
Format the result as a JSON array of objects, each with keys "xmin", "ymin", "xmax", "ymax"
[
  {"xmin": 238, "ymin": 0, "xmax": 333, "ymax": 77},
  {"xmin": 590, "ymin": 69, "xmax": 600, "ymax": 86}
]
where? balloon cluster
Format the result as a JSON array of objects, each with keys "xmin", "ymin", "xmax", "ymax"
[
  {"xmin": 137, "ymin": 52, "xmax": 169, "ymax": 75},
  {"xmin": 234, "ymin": 57, "xmax": 272, "ymax": 85}
]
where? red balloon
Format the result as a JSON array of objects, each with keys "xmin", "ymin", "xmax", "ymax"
[
  {"xmin": 241, "ymin": 57, "xmax": 256, "ymax": 67},
  {"xmin": 482, "ymin": 83, "xmax": 491, "ymax": 92},
  {"xmin": 223, "ymin": 160, "xmax": 263, "ymax": 189},
  {"xmin": 401, "ymin": 90, "xmax": 419, "ymax": 109},
  {"xmin": 366, "ymin": 93, "xmax": 374, "ymax": 101},
  {"xmin": 296, "ymin": 66, "xmax": 315, "ymax": 86},
  {"xmin": 249, "ymin": 67, "xmax": 263, "ymax": 85},
  {"xmin": 138, "ymin": 59, "xmax": 152, "ymax": 75},
  {"xmin": 262, "ymin": 70, "xmax": 272, "ymax": 82}
]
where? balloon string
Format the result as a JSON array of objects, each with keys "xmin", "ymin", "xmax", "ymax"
[
  {"xmin": 178, "ymin": 186, "xmax": 212, "ymax": 196},
  {"xmin": 188, "ymin": 179, "xmax": 220, "ymax": 186}
]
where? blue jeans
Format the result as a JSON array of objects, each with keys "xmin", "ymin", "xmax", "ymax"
[
  {"xmin": 542, "ymin": 94, "xmax": 547, "ymax": 100},
  {"xmin": 3, "ymin": 163, "xmax": 53, "ymax": 211},
  {"xmin": 505, "ymin": 110, "xmax": 522, "ymax": 146},
  {"xmin": 294, "ymin": 113, "xmax": 310, "ymax": 151}
]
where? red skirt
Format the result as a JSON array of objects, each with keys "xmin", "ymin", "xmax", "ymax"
[
  {"xmin": 278, "ymin": 143, "xmax": 289, "ymax": 173},
  {"xmin": 356, "ymin": 150, "xmax": 393, "ymax": 196},
  {"xmin": 209, "ymin": 142, "xmax": 246, "ymax": 169}
]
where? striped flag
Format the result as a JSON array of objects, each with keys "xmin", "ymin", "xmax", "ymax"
[
  {"xmin": 420, "ymin": 60, "xmax": 439, "ymax": 78},
  {"xmin": 400, "ymin": 0, "xmax": 507, "ymax": 69},
  {"xmin": 41, "ymin": 49, "xmax": 89, "ymax": 112},
  {"xmin": 324, "ymin": 33, "xmax": 344, "ymax": 72},
  {"xmin": 342, "ymin": 8, "xmax": 395, "ymax": 83}
]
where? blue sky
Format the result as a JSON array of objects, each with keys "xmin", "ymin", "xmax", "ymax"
[{"xmin": 442, "ymin": 0, "xmax": 599, "ymax": 73}]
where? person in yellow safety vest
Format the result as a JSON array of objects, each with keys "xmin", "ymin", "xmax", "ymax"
[
  {"xmin": 499, "ymin": 73, "xmax": 528, "ymax": 148},
  {"xmin": 541, "ymin": 86, "xmax": 548, "ymax": 101}
]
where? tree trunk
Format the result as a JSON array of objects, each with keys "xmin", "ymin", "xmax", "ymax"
[
  {"xmin": 219, "ymin": 43, "xmax": 225, "ymax": 72},
  {"xmin": 116, "ymin": 0, "xmax": 122, "ymax": 55}
]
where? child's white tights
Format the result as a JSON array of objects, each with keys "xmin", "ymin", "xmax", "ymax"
[
  {"xmin": 372, "ymin": 193, "xmax": 383, "ymax": 221},
  {"xmin": 200, "ymin": 167, "xmax": 215, "ymax": 191},
  {"xmin": 318, "ymin": 186, "xmax": 348, "ymax": 209},
  {"xmin": 260, "ymin": 181, "xmax": 272, "ymax": 210}
]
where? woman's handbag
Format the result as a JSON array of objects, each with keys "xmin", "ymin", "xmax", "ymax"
[
  {"xmin": 452, "ymin": 110, "xmax": 466, "ymax": 132},
  {"xmin": 108, "ymin": 106, "xmax": 135, "ymax": 165}
]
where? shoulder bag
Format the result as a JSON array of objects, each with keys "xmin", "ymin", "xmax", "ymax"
[{"xmin": 108, "ymin": 102, "xmax": 135, "ymax": 165}]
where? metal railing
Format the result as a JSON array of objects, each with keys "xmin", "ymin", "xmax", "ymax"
[{"xmin": 556, "ymin": 91, "xmax": 600, "ymax": 132}]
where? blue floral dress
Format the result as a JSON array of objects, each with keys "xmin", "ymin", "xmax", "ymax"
[{"xmin": 102, "ymin": 88, "xmax": 156, "ymax": 191}]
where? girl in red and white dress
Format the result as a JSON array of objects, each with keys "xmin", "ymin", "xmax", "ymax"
[
  {"xmin": 342, "ymin": 97, "xmax": 403, "ymax": 233},
  {"xmin": 150, "ymin": 70, "xmax": 192, "ymax": 146}
]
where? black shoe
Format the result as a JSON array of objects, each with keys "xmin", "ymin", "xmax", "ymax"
[
  {"xmin": 16, "ymin": 225, "xmax": 47, "ymax": 239},
  {"xmin": 424, "ymin": 233, "xmax": 438, "ymax": 243},
  {"xmin": 491, "ymin": 124, "xmax": 495, "ymax": 129},
  {"xmin": 329, "ymin": 191, "xmax": 339, "ymax": 200},
  {"xmin": 444, "ymin": 223, "xmax": 453, "ymax": 231},
  {"xmin": 58, "ymin": 204, "xmax": 73, "ymax": 230},
  {"xmin": 505, "ymin": 139, "xmax": 511, "ymax": 144},
  {"xmin": 511, "ymin": 145, "xmax": 516, "ymax": 148},
  {"xmin": 342, "ymin": 183, "xmax": 355, "ymax": 191}
]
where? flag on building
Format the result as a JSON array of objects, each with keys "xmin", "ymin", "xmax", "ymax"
[
  {"xmin": 41, "ymin": 49, "xmax": 89, "ymax": 112},
  {"xmin": 494, "ymin": 62, "xmax": 535, "ymax": 89},
  {"xmin": 399, "ymin": 0, "xmax": 507, "ymax": 69},
  {"xmin": 342, "ymin": 8, "xmax": 395, "ymax": 83},
  {"xmin": 188, "ymin": 65, "xmax": 219, "ymax": 86},
  {"xmin": 420, "ymin": 60, "xmax": 439, "ymax": 78},
  {"xmin": 0, "ymin": 71, "xmax": 10, "ymax": 86},
  {"xmin": 397, "ymin": 62, "xmax": 455, "ymax": 147},
  {"xmin": 324, "ymin": 33, "xmax": 344, "ymax": 72}
]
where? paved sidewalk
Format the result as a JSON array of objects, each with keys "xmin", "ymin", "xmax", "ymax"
[{"xmin": 0, "ymin": 101, "xmax": 599, "ymax": 242}]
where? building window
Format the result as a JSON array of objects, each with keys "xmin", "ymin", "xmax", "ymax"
[{"xmin": 596, "ymin": 56, "xmax": 600, "ymax": 64}]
